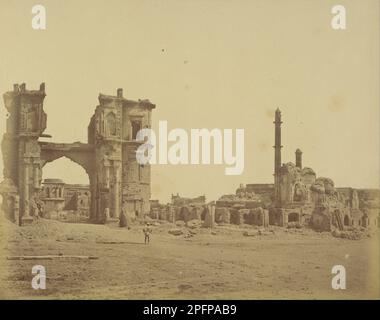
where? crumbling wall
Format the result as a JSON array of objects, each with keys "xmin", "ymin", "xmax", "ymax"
[
  {"xmin": 215, "ymin": 207, "xmax": 230, "ymax": 224},
  {"xmin": 310, "ymin": 206, "xmax": 332, "ymax": 231}
]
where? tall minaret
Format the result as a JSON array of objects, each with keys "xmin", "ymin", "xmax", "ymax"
[
  {"xmin": 295, "ymin": 148, "xmax": 302, "ymax": 169},
  {"xmin": 273, "ymin": 108, "xmax": 282, "ymax": 207}
]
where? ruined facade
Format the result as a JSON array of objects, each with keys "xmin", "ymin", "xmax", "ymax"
[
  {"xmin": 62, "ymin": 183, "xmax": 90, "ymax": 216},
  {"xmin": 0, "ymin": 83, "xmax": 155, "ymax": 225},
  {"xmin": 149, "ymin": 194, "xmax": 216, "ymax": 229},
  {"xmin": 269, "ymin": 109, "xmax": 378, "ymax": 230},
  {"xmin": 147, "ymin": 108, "xmax": 378, "ymax": 231},
  {"xmin": 40, "ymin": 179, "xmax": 90, "ymax": 219},
  {"xmin": 149, "ymin": 194, "xmax": 207, "ymax": 223},
  {"xmin": 39, "ymin": 178, "xmax": 65, "ymax": 218},
  {"xmin": 150, "ymin": 189, "xmax": 271, "ymax": 228},
  {"xmin": 214, "ymin": 109, "xmax": 379, "ymax": 231},
  {"xmin": 214, "ymin": 184, "xmax": 270, "ymax": 227}
]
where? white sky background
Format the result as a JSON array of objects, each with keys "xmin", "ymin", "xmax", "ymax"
[{"xmin": 0, "ymin": 0, "xmax": 379, "ymax": 203}]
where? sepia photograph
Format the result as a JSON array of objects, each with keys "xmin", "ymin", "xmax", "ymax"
[{"xmin": 0, "ymin": 0, "xmax": 379, "ymax": 304}]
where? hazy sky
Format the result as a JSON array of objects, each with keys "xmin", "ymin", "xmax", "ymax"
[{"xmin": 0, "ymin": 0, "xmax": 379, "ymax": 203}]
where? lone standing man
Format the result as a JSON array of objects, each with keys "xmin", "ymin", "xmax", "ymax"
[{"xmin": 143, "ymin": 223, "xmax": 152, "ymax": 244}]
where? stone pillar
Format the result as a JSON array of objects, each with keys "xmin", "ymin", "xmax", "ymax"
[
  {"xmin": 23, "ymin": 160, "xmax": 30, "ymax": 217},
  {"xmin": 104, "ymin": 164, "xmax": 110, "ymax": 189},
  {"xmin": 88, "ymin": 174, "xmax": 96, "ymax": 221},
  {"xmin": 33, "ymin": 161, "xmax": 40, "ymax": 189},
  {"xmin": 129, "ymin": 122, "xmax": 133, "ymax": 141},
  {"xmin": 280, "ymin": 210, "xmax": 288, "ymax": 227},
  {"xmin": 262, "ymin": 209, "xmax": 269, "ymax": 228},
  {"xmin": 204, "ymin": 204, "xmax": 215, "ymax": 228},
  {"xmin": 210, "ymin": 205, "xmax": 215, "ymax": 228},
  {"xmin": 104, "ymin": 207, "xmax": 110, "ymax": 220},
  {"xmin": 13, "ymin": 195, "xmax": 20, "ymax": 225},
  {"xmin": 21, "ymin": 158, "xmax": 33, "ymax": 224},
  {"xmin": 113, "ymin": 162, "xmax": 121, "ymax": 218},
  {"xmin": 100, "ymin": 188, "xmax": 110, "ymax": 223}
]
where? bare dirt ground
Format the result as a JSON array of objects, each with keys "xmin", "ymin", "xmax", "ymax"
[{"xmin": 0, "ymin": 216, "xmax": 379, "ymax": 299}]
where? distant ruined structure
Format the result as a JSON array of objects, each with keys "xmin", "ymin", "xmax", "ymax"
[
  {"xmin": 40, "ymin": 179, "xmax": 90, "ymax": 220},
  {"xmin": 1, "ymin": 83, "xmax": 378, "ymax": 231},
  {"xmin": 148, "ymin": 109, "xmax": 379, "ymax": 231},
  {"xmin": 213, "ymin": 109, "xmax": 379, "ymax": 231},
  {"xmin": 0, "ymin": 83, "xmax": 155, "ymax": 225},
  {"xmin": 171, "ymin": 194, "xmax": 206, "ymax": 207},
  {"xmin": 150, "ymin": 194, "xmax": 208, "ymax": 223},
  {"xmin": 268, "ymin": 108, "xmax": 379, "ymax": 230}
]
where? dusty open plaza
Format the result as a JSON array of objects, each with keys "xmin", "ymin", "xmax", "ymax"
[
  {"xmin": 0, "ymin": 1, "xmax": 379, "ymax": 301},
  {"xmin": 0, "ymin": 216, "xmax": 378, "ymax": 299}
]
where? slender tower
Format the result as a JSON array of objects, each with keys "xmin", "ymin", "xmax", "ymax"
[
  {"xmin": 295, "ymin": 148, "xmax": 302, "ymax": 169},
  {"xmin": 273, "ymin": 108, "xmax": 282, "ymax": 207}
]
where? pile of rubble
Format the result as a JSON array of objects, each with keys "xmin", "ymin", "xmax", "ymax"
[{"xmin": 331, "ymin": 227, "xmax": 374, "ymax": 240}]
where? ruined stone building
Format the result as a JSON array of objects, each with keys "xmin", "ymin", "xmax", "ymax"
[
  {"xmin": 213, "ymin": 184, "xmax": 270, "ymax": 227},
  {"xmin": 147, "ymin": 109, "xmax": 378, "ymax": 231},
  {"xmin": 269, "ymin": 108, "xmax": 319, "ymax": 226},
  {"xmin": 40, "ymin": 178, "xmax": 90, "ymax": 220},
  {"xmin": 268, "ymin": 108, "xmax": 379, "ymax": 230},
  {"xmin": 214, "ymin": 109, "xmax": 379, "ymax": 231},
  {"xmin": 149, "ymin": 194, "xmax": 207, "ymax": 222},
  {"xmin": 0, "ymin": 83, "xmax": 155, "ymax": 225},
  {"xmin": 171, "ymin": 194, "xmax": 206, "ymax": 207},
  {"xmin": 2, "ymin": 83, "xmax": 377, "ymax": 231}
]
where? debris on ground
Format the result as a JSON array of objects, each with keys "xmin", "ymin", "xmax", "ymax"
[
  {"xmin": 168, "ymin": 228, "xmax": 183, "ymax": 236},
  {"xmin": 243, "ymin": 230, "xmax": 259, "ymax": 237},
  {"xmin": 186, "ymin": 219, "xmax": 202, "ymax": 229},
  {"xmin": 331, "ymin": 227, "xmax": 374, "ymax": 240}
]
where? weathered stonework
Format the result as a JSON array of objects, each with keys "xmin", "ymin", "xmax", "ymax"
[
  {"xmin": 39, "ymin": 179, "xmax": 91, "ymax": 219},
  {"xmin": 0, "ymin": 84, "xmax": 155, "ymax": 225},
  {"xmin": 214, "ymin": 109, "xmax": 379, "ymax": 231},
  {"xmin": 140, "ymin": 108, "xmax": 378, "ymax": 232}
]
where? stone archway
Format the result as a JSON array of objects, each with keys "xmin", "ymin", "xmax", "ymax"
[
  {"xmin": 343, "ymin": 215, "xmax": 350, "ymax": 226},
  {"xmin": 177, "ymin": 206, "xmax": 190, "ymax": 221},
  {"xmin": 39, "ymin": 142, "xmax": 96, "ymax": 221},
  {"xmin": 39, "ymin": 142, "xmax": 95, "ymax": 174},
  {"xmin": 0, "ymin": 83, "xmax": 155, "ymax": 225}
]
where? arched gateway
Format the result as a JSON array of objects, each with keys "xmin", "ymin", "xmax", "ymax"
[{"xmin": 0, "ymin": 83, "xmax": 155, "ymax": 225}]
